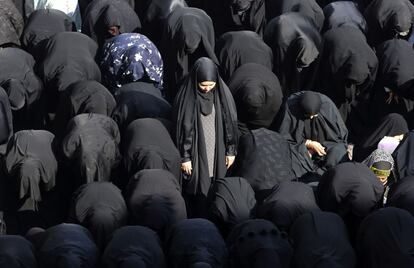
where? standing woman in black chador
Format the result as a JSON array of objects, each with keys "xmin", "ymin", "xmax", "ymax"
[{"xmin": 174, "ymin": 57, "xmax": 238, "ymax": 217}]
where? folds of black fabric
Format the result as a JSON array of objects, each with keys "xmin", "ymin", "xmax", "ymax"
[
  {"xmin": 317, "ymin": 162, "xmax": 384, "ymax": 219},
  {"xmin": 387, "ymin": 176, "xmax": 414, "ymax": 216},
  {"xmin": 0, "ymin": 86, "xmax": 13, "ymax": 155},
  {"xmin": 111, "ymin": 82, "xmax": 172, "ymax": 132},
  {"xmin": 20, "ymin": 9, "xmax": 76, "ymax": 56},
  {"xmin": 68, "ymin": 182, "xmax": 128, "ymax": 251},
  {"xmin": 392, "ymin": 131, "xmax": 414, "ymax": 180},
  {"xmin": 257, "ymin": 181, "xmax": 320, "ymax": 231},
  {"xmin": 264, "ymin": 13, "xmax": 321, "ymax": 95},
  {"xmin": 364, "ymin": 0, "xmax": 414, "ymax": 47},
  {"xmin": 265, "ymin": 0, "xmax": 325, "ymax": 31},
  {"xmin": 200, "ymin": 0, "xmax": 266, "ymax": 38},
  {"xmin": 207, "ymin": 177, "xmax": 256, "ymax": 236},
  {"xmin": 0, "ymin": 47, "xmax": 44, "ymax": 130},
  {"xmin": 228, "ymin": 63, "xmax": 283, "ymax": 133},
  {"xmin": 160, "ymin": 7, "xmax": 218, "ymax": 101},
  {"xmin": 82, "ymin": 0, "xmax": 141, "ymax": 46},
  {"xmin": 36, "ymin": 32, "xmax": 101, "ymax": 112},
  {"xmin": 317, "ymin": 26, "xmax": 378, "ymax": 125},
  {"xmin": 4, "ymin": 130, "xmax": 57, "ymax": 212},
  {"xmin": 0, "ymin": 0, "xmax": 24, "ymax": 47},
  {"xmin": 102, "ymin": 226, "xmax": 166, "ymax": 268},
  {"xmin": 322, "ymin": 1, "xmax": 367, "ymax": 33},
  {"xmin": 61, "ymin": 114, "xmax": 121, "ymax": 185},
  {"xmin": 0, "ymin": 235, "xmax": 37, "ymax": 268},
  {"xmin": 216, "ymin": 30, "xmax": 273, "ymax": 83},
  {"xmin": 53, "ymin": 80, "xmax": 115, "ymax": 139},
  {"xmin": 227, "ymin": 219, "xmax": 293, "ymax": 268},
  {"xmin": 124, "ymin": 169, "xmax": 187, "ymax": 239},
  {"xmin": 289, "ymin": 211, "xmax": 356, "ymax": 268},
  {"xmin": 121, "ymin": 118, "xmax": 181, "ymax": 181},
  {"xmin": 28, "ymin": 223, "xmax": 99, "ymax": 268},
  {"xmin": 166, "ymin": 218, "xmax": 227, "ymax": 268},
  {"xmin": 230, "ymin": 128, "xmax": 296, "ymax": 200},
  {"xmin": 356, "ymin": 207, "xmax": 414, "ymax": 268}
]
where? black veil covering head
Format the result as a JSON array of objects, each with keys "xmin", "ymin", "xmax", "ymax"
[
  {"xmin": 364, "ymin": 0, "xmax": 414, "ymax": 47},
  {"xmin": 207, "ymin": 177, "xmax": 257, "ymax": 236},
  {"xmin": 216, "ymin": 30, "xmax": 273, "ymax": 83},
  {"xmin": 387, "ymin": 176, "xmax": 414, "ymax": 216},
  {"xmin": 392, "ymin": 131, "xmax": 414, "ymax": 180},
  {"xmin": 174, "ymin": 57, "xmax": 238, "ymax": 196},
  {"xmin": 102, "ymin": 226, "xmax": 166, "ymax": 268},
  {"xmin": 28, "ymin": 223, "xmax": 99, "ymax": 268},
  {"xmin": 323, "ymin": 1, "xmax": 368, "ymax": 33},
  {"xmin": 357, "ymin": 207, "xmax": 414, "ymax": 268},
  {"xmin": 0, "ymin": 235, "xmax": 37, "ymax": 267},
  {"xmin": 0, "ymin": 0, "xmax": 24, "ymax": 47},
  {"xmin": 228, "ymin": 63, "xmax": 283, "ymax": 132},
  {"xmin": 165, "ymin": 218, "xmax": 227, "ymax": 268},
  {"xmin": 68, "ymin": 182, "xmax": 128, "ymax": 251},
  {"xmin": 124, "ymin": 169, "xmax": 187, "ymax": 239},
  {"xmin": 21, "ymin": 9, "xmax": 76, "ymax": 56},
  {"xmin": 227, "ymin": 219, "xmax": 293, "ymax": 268},
  {"xmin": 289, "ymin": 211, "xmax": 356, "ymax": 268}
]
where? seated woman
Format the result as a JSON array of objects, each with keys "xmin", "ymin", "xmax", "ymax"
[
  {"xmin": 100, "ymin": 33, "xmax": 163, "ymax": 93},
  {"xmin": 387, "ymin": 176, "xmax": 414, "ymax": 215},
  {"xmin": 277, "ymin": 91, "xmax": 349, "ymax": 177},
  {"xmin": 392, "ymin": 130, "xmax": 414, "ymax": 180}
]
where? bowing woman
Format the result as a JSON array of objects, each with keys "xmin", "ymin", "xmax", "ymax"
[{"xmin": 174, "ymin": 57, "xmax": 238, "ymax": 216}]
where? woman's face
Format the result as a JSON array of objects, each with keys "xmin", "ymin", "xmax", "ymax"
[
  {"xmin": 377, "ymin": 175, "xmax": 388, "ymax": 186},
  {"xmin": 198, "ymin": 81, "xmax": 216, "ymax": 93}
]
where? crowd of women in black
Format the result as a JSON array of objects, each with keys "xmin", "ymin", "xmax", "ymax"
[{"xmin": 1, "ymin": 0, "xmax": 414, "ymax": 267}]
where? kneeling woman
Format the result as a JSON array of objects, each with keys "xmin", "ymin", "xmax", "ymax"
[
  {"xmin": 174, "ymin": 57, "xmax": 238, "ymax": 216},
  {"xmin": 278, "ymin": 91, "xmax": 349, "ymax": 178}
]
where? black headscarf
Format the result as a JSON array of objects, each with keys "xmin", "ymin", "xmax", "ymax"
[
  {"xmin": 227, "ymin": 219, "xmax": 293, "ymax": 268},
  {"xmin": 62, "ymin": 114, "xmax": 121, "ymax": 185},
  {"xmin": 392, "ymin": 131, "xmax": 414, "ymax": 180},
  {"xmin": 82, "ymin": 0, "xmax": 141, "ymax": 46},
  {"xmin": 102, "ymin": 226, "xmax": 166, "ymax": 268},
  {"xmin": 264, "ymin": 13, "xmax": 321, "ymax": 95},
  {"xmin": 53, "ymin": 80, "xmax": 116, "ymax": 139},
  {"xmin": 387, "ymin": 176, "xmax": 414, "ymax": 215},
  {"xmin": 207, "ymin": 177, "xmax": 256, "ymax": 236},
  {"xmin": 0, "ymin": 0, "xmax": 24, "ymax": 47},
  {"xmin": 124, "ymin": 169, "xmax": 187, "ymax": 239},
  {"xmin": 257, "ymin": 181, "xmax": 321, "ymax": 231},
  {"xmin": 228, "ymin": 63, "xmax": 283, "ymax": 132},
  {"xmin": 4, "ymin": 130, "xmax": 57, "ymax": 211},
  {"xmin": 174, "ymin": 57, "xmax": 238, "ymax": 196},
  {"xmin": 28, "ymin": 223, "xmax": 99, "ymax": 268},
  {"xmin": 0, "ymin": 47, "xmax": 44, "ymax": 129},
  {"xmin": 0, "ymin": 235, "xmax": 37, "ymax": 267},
  {"xmin": 0, "ymin": 86, "xmax": 13, "ymax": 155},
  {"xmin": 364, "ymin": 0, "xmax": 414, "ymax": 47},
  {"xmin": 230, "ymin": 128, "xmax": 296, "ymax": 199},
  {"xmin": 161, "ymin": 7, "xmax": 218, "ymax": 101},
  {"xmin": 166, "ymin": 218, "xmax": 227, "ymax": 268},
  {"xmin": 216, "ymin": 30, "xmax": 273, "ymax": 83},
  {"xmin": 323, "ymin": 1, "xmax": 367, "ymax": 33},
  {"xmin": 37, "ymin": 32, "xmax": 101, "ymax": 105},
  {"xmin": 111, "ymin": 82, "xmax": 172, "ymax": 132},
  {"xmin": 20, "ymin": 9, "xmax": 76, "ymax": 56},
  {"xmin": 357, "ymin": 207, "xmax": 414, "ymax": 268},
  {"xmin": 265, "ymin": 0, "xmax": 325, "ymax": 31},
  {"xmin": 317, "ymin": 26, "xmax": 378, "ymax": 124},
  {"xmin": 289, "ymin": 211, "xmax": 356, "ymax": 268},
  {"xmin": 122, "ymin": 118, "xmax": 181, "ymax": 180},
  {"xmin": 317, "ymin": 162, "xmax": 384, "ymax": 218},
  {"xmin": 68, "ymin": 182, "xmax": 128, "ymax": 251}
]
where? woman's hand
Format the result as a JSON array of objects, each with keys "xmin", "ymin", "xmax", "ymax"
[
  {"xmin": 386, "ymin": 91, "xmax": 399, "ymax": 104},
  {"xmin": 305, "ymin": 140, "xmax": 326, "ymax": 156},
  {"xmin": 181, "ymin": 161, "xmax": 192, "ymax": 175},
  {"xmin": 226, "ymin": 155, "xmax": 235, "ymax": 169}
]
